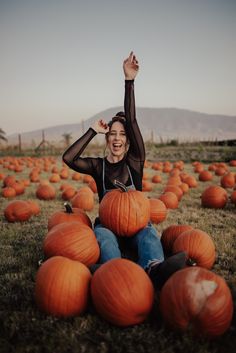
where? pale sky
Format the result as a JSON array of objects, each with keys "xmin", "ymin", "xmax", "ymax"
[{"xmin": 0, "ymin": 0, "xmax": 236, "ymax": 135}]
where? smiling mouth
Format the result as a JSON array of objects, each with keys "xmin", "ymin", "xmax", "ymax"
[{"xmin": 112, "ymin": 143, "xmax": 123, "ymax": 149}]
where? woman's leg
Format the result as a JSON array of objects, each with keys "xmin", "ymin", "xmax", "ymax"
[
  {"xmin": 129, "ymin": 223, "xmax": 187, "ymax": 289},
  {"xmin": 94, "ymin": 224, "xmax": 122, "ymax": 263},
  {"xmin": 129, "ymin": 223, "xmax": 164, "ymax": 270}
]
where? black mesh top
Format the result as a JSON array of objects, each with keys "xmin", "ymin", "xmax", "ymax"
[{"xmin": 62, "ymin": 80, "xmax": 145, "ymax": 203}]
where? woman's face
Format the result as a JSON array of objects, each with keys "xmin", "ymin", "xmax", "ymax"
[{"xmin": 107, "ymin": 121, "xmax": 127, "ymax": 159}]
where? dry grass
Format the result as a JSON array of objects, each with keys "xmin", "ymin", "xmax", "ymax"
[{"xmin": 0, "ymin": 155, "xmax": 236, "ymax": 353}]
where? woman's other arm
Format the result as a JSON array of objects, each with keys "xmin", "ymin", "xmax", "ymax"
[
  {"xmin": 123, "ymin": 52, "xmax": 145, "ymax": 162},
  {"xmin": 62, "ymin": 119, "xmax": 109, "ymax": 173}
]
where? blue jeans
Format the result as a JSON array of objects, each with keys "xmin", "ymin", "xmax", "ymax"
[{"xmin": 94, "ymin": 223, "xmax": 164, "ymax": 270}]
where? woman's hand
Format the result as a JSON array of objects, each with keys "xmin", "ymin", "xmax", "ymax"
[
  {"xmin": 92, "ymin": 119, "xmax": 109, "ymax": 134},
  {"xmin": 123, "ymin": 51, "xmax": 139, "ymax": 80}
]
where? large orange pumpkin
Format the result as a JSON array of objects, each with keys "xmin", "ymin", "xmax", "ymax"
[
  {"xmin": 159, "ymin": 267, "xmax": 233, "ymax": 337},
  {"xmin": 99, "ymin": 182, "xmax": 150, "ymax": 236},
  {"xmin": 91, "ymin": 258, "xmax": 154, "ymax": 326},
  {"xmin": 35, "ymin": 256, "xmax": 91, "ymax": 317},
  {"xmin": 43, "ymin": 221, "xmax": 100, "ymax": 266},
  {"xmin": 161, "ymin": 224, "xmax": 193, "ymax": 255},
  {"xmin": 172, "ymin": 229, "xmax": 216, "ymax": 269},
  {"xmin": 4, "ymin": 200, "xmax": 32, "ymax": 222},
  {"xmin": 201, "ymin": 185, "xmax": 228, "ymax": 208},
  {"xmin": 47, "ymin": 202, "xmax": 92, "ymax": 230}
]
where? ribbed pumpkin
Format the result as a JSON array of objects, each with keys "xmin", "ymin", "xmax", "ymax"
[
  {"xmin": 47, "ymin": 203, "xmax": 92, "ymax": 230},
  {"xmin": 43, "ymin": 221, "xmax": 99, "ymax": 266},
  {"xmin": 179, "ymin": 182, "xmax": 189, "ymax": 194},
  {"xmin": 194, "ymin": 164, "xmax": 204, "ymax": 173},
  {"xmin": 184, "ymin": 175, "xmax": 198, "ymax": 188},
  {"xmin": 61, "ymin": 186, "xmax": 76, "ymax": 200},
  {"xmin": 99, "ymin": 182, "xmax": 150, "ymax": 237},
  {"xmin": 60, "ymin": 168, "xmax": 69, "ymax": 179},
  {"xmin": 11, "ymin": 181, "xmax": 25, "ymax": 195},
  {"xmin": 91, "ymin": 258, "xmax": 154, "ymax": 326},
  {"xmin": 72, "ymin": 172, "xmax": 81, "ymax": 181},
  {"xmin": 215, "ymin": 167, "xmax": 227, "ymax": 176},
  {"xmin": 161, "ymin": 224, "xmax": 193, "ymax": 255},
  {"xmin": 231, "ymin": 190, "xmax": 236, "ymax": 206},
  {"xmin": 49, "ymin": 173, "xmax": 61, "ymax": 183},
  {"xmin": 160, "ymin": 267, "xmax": 233, "ymax": 337},
  {"xmin": 88, "ymin": 179, "xmax": 97, "ymax": 193},
  {"xmin": 172, "ymin": 229, "xmax": 216, "ymax": 269},
  {"xmin": 164, "ymin": 185, "xmax": 183, "ymax": 201},
  {"xmin": 151, "ymin": 174, "xmax": 162, "ymax": 183},
  {"xmin": 3, "ymin": 175, "xmax": 16, "ymax": 187},
  {"xmin": 142, "ymin": 180, "xmax": 153, "ymax": 192},
  {"xmin": 220, "ymin": 172, "xmax": 235, "ymax": 189},
  {"xmin": 4, "ymin": 200, "xmax": 32, "ymax": 222},
  {"xmin": 201, "ymin": 185, "xmax": 228, "ymax": 208},
  {"xmin": 26, "ymin": 200, "xmax": 41, "ymax": 216},
  {"xmin": 149, "ymin": 198, "xmax": 167, "ymax": 224},
  {"xmin": 159, "ymin": 192, "xmax": 179, "ymax": 209},
  {"xmin": 166, "ymin": 176, "xmax": 182, "ymax": 186},
  {"xmin": 71, "ymin": 186, "xmax": 94, "ymax": 211},
  {"xmin": 199, "ymin": 170, "xmax": 213, "ymax": 182},
  {"xmin": 36, "ymin": 184, "xmax": 56, "ymax": 200},
  {"xmin": 60, "ymin": 182, "xmax": 72, "ymax": 191},
  {"xmin": 2, "ymin": 186, "xmax": 16, "ymax": 198},
  {"xmin": 35, "ymin": 256, "xmax": 91, "ymax": 317}
]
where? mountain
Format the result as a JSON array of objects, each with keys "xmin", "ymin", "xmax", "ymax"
[{"xmin": 6, "ymin": 107, "xmax": 236, "ymax": 147}]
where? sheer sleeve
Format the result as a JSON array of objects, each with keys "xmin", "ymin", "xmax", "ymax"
[
  {"xmin": 124, "ymin": 80, "xmax": 145, "ymax": 163},
  {"xmin": 62, "ymin": 128, "xmax": 98, "ymax": 174}
]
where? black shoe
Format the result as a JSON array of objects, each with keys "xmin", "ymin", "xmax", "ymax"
[{"xmin": 147, "ymin": 252, "xmax": 187, "ymax": 290}]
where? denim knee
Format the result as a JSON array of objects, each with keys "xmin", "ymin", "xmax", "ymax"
[
  {"xmin": 134, "ymin": 223, "xmax": 164, "ymax": 269},
  {"xmin": 94, "ymin": 224, "xmax": 121, "ymax": 263},
  {"xmin": 94, "ymin": 224, "xmax": 118, "ymax": 245}
]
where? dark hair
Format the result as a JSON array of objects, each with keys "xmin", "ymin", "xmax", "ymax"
[
  {"xmin": 105, "ymin": 111, "xmax": 129, "ymax": 144},
  {"xmin": 107, "ymin": 111, "xmax": 126, "ymax": 129}
]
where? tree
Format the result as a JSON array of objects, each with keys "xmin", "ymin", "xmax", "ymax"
[
  {"xmin": 61, "ymin": 132, "xmax": 72, "ymax": 147},
  {"xmin": 0, "ymin": 128, "xmax": 7, "ymax": 142}
]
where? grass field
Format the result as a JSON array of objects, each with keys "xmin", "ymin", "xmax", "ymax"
[{"xmin": 0, "ymin": 154, "xmax": 236, "ymax": 353}]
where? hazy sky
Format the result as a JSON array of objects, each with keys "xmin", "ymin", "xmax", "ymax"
[{"xmin": 1, "ymin": 0, "xmax": 236, "ymax": 135}]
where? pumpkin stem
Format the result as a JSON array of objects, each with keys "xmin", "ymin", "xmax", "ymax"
[
  {"xmin": 113, "ymin": 180, "xmax": 128, "ymax": 192},
  {"xmin": 187, "ymin": 258, "xmax": 197, "ymax": 266},
  {"xmin": 64, "ymin": 202, "xmax": 73, "ymax": 213}
]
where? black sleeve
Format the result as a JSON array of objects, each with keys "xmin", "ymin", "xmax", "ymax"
[
  {"xmin": 62, "ymin": 128, "xmax": 98, "ymax": 174},
  {"xmin": 124, "ymin": 80, "xmax": 145, "ymax": 162}
]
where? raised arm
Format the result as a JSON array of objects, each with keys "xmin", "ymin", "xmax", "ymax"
[{"xmin": 123, "ymin": 52, "xmax": 145, "ymax": 162}]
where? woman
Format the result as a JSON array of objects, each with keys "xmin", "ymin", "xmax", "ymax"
[{"xmin": 63, "ymin": 52, "xmax": 186, "ymax": 289}]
